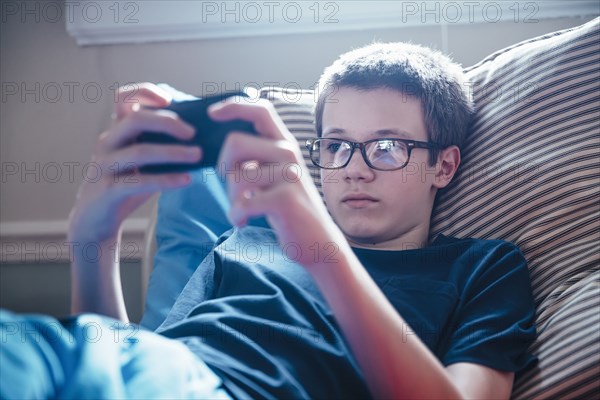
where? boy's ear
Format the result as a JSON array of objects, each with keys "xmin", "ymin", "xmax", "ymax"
[{"xmin": 433, "ymin": 145, "xmax": 461, "ymax": 189}]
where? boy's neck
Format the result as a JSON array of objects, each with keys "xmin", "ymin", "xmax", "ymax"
[{"xmin": 345, "ymin": 222, "xmax": 431, "ymax": 251}]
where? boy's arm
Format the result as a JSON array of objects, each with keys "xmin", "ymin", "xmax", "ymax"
[
  {"xmin": 68, "ymin": 83, "xmax": 200, "ymax": 322},
  {"xmin": 68, "ymin": 231, "xmax": 130, "ymax": 322},
  {"xmin": 211, "ymin": 98, "xmax": 516, "ymax": 399},
  {"xmin": 448, "ymin": 363, "xmax": 514, "ymax": 399}
]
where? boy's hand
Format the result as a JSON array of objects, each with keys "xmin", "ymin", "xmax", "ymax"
[
  {"xmin": 209, "ymin": 97, "xmax": 349, "ymax": 268},
  {"xmin": 67, "ymin": 82, "xmax": 201, "ymax": 243}
]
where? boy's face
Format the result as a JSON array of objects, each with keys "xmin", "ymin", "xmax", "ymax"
[{"xmin": 320, "ymin": 87, "xmax": 440, "ymax": 249}]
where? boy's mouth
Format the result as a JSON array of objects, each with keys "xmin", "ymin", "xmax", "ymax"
[{"xmin": 341, "ymin": 194, "xmax": 379, "ymax": 208}]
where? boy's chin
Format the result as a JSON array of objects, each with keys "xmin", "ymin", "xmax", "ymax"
[
  {"xmin": 342, "ymin": 226, "xmax": 387, "ymax": 247},
  {"xmin": 332, "ymin": 213, "xmax": 394, "ymax": 245}
]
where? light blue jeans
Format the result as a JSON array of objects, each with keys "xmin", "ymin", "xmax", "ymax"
[{"xmin": 0, "ymin": 309, "xmax": 233, "ymax": 399}]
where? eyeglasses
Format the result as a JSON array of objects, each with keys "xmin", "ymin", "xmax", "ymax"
[{"xmin": 305, "ymin": 138, "xmax": 442, "ymax": 171}]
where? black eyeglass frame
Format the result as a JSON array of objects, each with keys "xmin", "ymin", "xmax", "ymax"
[{"xmin": 305, "ymin": 137, "xmax": 443, "ymax": 171}]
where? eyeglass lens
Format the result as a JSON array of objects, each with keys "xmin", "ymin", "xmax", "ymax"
[{"xmin": 312, "ymin": 139, "xmax": 409, "ymax": 170}]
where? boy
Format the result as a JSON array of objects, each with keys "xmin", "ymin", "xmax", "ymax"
[{"xmin": 1, "ymin": 43, "xmax": 536, "ymax": 399}]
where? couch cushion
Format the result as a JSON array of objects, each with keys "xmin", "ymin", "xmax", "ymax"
[{"xmin": 262, "ymin": 17, "xmax": 600, "ymax": 398}]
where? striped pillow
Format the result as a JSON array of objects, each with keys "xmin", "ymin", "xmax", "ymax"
[{"xmin": 259, "ymin": 17, "xmax": 600, "ymax": 399}]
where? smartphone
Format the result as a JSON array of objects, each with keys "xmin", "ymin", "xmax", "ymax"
[{"xmin": 135, "ymin": 91, "xmax": 256, "ymax": 173}]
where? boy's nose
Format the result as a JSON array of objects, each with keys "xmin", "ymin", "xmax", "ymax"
[{"xmin": 343, "ymin": 150, "xmax": 376, "ymax": 181}]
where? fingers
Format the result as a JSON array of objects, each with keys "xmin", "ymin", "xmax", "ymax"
[
  {"xmin": 113, "ymin": 82, "xmax": 173, "ymax": 120},
  {"xmin": 209, "ymin": 97, "xmax": 307, "ymax": 193},
  {"xmin": 98, "ymin": 108, "xmax": 195, "ymax": 153},
  {"xmin": 208, "ymin": 97, "xmax": 294, "ymax": 142},
  {"xmin": 218, "ymin": 131, "xmax": 302, "ymax": 169},
  {"xmin": 228, "ymin": 182, "xmax": 289, "ymax": 227},
  {"xmin": 218, "ymin": 131, "xmax": 307, "ymax": 195},
  {"xmin": 71, "ymin": 83, "xmax": 195, "ymax": 244},
  {"xmin": 224, "ymin": 159, "xmax": 304, "ymax": 207},
  {"xmin": 93, "ymin": 171, "xmax": 191, "ymax": 211},
  {"xmin": 227, "ymin": 178, "xmax": 321, "ymax": 229},
  {"xmin": 100, "ymin": 143, "xmax": 202, "ymax": 175}
]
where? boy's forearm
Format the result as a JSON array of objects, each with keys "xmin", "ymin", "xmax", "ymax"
[
  {"xmin": 69, "ymin": 232, "xmax": 130, "ymax": 323},
  {"xmin": 308, "ymin": 246, "xmax": 463, "ymax": 399}
]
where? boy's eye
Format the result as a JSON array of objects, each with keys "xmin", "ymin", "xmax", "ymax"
[{"xmin": 326, "ymin": 142, "xmax": 343, "ymax": 153}]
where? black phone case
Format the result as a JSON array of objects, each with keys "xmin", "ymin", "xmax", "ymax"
[{"xmin": 135, "ymin": 91, "xmax": 256, "ymax": 173}]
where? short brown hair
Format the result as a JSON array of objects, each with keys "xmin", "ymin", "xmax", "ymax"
[{"xmin": 315, "ymin": 42, "xmax": 474, "ymax": 164}]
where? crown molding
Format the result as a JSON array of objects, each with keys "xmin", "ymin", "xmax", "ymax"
[{"xmin": 65, "ymin": 1, "xmax": 599, "ymax": 46}]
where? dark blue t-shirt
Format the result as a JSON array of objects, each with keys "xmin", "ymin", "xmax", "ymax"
[{"xmin": 156, "ymin": 226, "xmax": 536, "ymax": 399}]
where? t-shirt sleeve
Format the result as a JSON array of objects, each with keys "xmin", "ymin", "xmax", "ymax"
[{"xmin": 441, "ymin": 241, "xmax": 537, "ymax": 372}]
